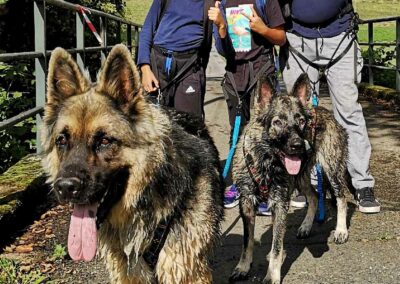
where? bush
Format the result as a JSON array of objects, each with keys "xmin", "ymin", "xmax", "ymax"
[
  {"xmin": 361, "ymin": 46, "xmax": 396, "ymax": 89},
  {"xmin": 0, "ymin": 62, "xmax": 36, "ymax": 174}
]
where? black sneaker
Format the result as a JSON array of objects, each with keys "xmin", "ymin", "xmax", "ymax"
[{"xmin": 355, "ymin": 187, "xmax": 381, "ymax": 214}]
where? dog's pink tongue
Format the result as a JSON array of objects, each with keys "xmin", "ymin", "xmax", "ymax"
[
  {"xmin": 284, "ymin": 155, "xmax": 302, "ymax": 175},
  {"xmin": 68, "ymin": 204, "xmax": 98, "ymax": 262}
]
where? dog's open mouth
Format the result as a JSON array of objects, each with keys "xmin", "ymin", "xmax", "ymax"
[{"xmin": 280, "ymin": 154, "xmax": 302, "ymax": 175}]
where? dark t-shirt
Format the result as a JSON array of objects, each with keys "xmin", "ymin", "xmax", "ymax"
[{"xmin": 224, "ymin": 0, "xmax": 285, "ymax": 61}]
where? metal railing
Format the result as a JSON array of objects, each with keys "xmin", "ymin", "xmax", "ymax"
[
  {"xmin": 358, "ymin": 16, "xmax": 400, "ymax": 91},
  {"xmin": 0, "ymin": 0, "xmax": 142, "ymax": 152}
]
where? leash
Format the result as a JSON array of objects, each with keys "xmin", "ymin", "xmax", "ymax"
[
  {"xmin": 315, "ymin": 163, "xmax": 325, "ymax": 223},
  {"xmin": 223, "ymin": 110, "xmax": 241, "ymax": 179}
]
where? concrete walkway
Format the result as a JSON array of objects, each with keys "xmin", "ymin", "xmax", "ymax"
[{"xmin": 204, "ymin": 50, "xmax": 400, "ymax": 283}]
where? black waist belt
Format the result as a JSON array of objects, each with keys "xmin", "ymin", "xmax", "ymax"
[{"xmin": 153, "ymin": 45, "xmax": 198, "ymax": 57}]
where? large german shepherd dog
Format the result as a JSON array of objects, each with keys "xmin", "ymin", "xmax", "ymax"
[
  {"xmin": 229, "ymin": 74, "xmax": 350, "ymax": 284},
  {"xmin": 41, "ymin": 44, "xmax": 224, "ymax": 283}
]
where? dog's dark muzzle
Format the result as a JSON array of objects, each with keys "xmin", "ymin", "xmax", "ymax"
[
  {"xmin": 287, "ymin": 136, "xmax": 306, "ymax": 155},
  {"xmin": 54, "ymin": 163, "xmax": 92, "ymax": 204},
  {"xmin": 54, "ymin": 177, "xmax": 82, "ymax": 201}
]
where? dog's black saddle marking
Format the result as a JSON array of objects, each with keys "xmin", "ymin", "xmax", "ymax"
[{"xmin": 142, "ymin": 213, "xmax": 175, "ymax": 270}]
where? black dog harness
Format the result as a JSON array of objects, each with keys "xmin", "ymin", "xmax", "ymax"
[
  {"xmin": 142, "ymin": 215, "xmax": 175, "ymax": 270},
  {"xmin": 242, "ymin": 132, "xmax": 272, "ymax": 201}
]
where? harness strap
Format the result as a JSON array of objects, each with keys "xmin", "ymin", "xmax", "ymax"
[
  {"xmin": 142, "ymin": 213, "xmax": 176, "ymax": 270},
  {"xmin": 242, "ymin": 131, "xmax": 271, "ymax": 200},
  {"xmin": 288, "ymin": 29, "xmax": 356, "ymax": 74},
  {"xmin": 159, "ymin": 52, "xmax": 199, "ymax": 94},
  {"xmin": 225, "ymin": 55, "xmax": 274, "ymax": 103}
]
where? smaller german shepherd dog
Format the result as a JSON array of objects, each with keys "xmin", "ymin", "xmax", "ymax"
[
  {"xmin": 230, "ymin": 74, "xmax": 350, "ymax": 284},
  {"xmin": 41, "ymin": 44, "xmax": 224, "ymax": 283}
]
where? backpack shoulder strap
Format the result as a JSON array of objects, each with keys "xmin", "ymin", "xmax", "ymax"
[
  {"xmin": 255, "ymin": 0, "xmax": 268, "ymax": 24},
  {"xmin": 199, "ymin": 0, "xmax": 214, "ymax": 68}
]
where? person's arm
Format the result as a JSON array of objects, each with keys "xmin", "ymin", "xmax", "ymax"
[
  {"xmin": 241, "ymin": 6, "xmax": 286, "ymax": 46},
  {"xmin": 138, "ymin": 0, "xmax": 161, "ymax": 93},
  {"xmin": 208, "ymin": 1, "xmax": 235, "ymax": 58}
]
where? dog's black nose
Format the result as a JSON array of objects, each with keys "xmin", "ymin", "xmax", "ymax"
[
  {"xmin": 290, "ymin": 139, "xmax": 303, "ymax": 151},
  {"xmin": 54, "ymin": 178, "xmax": 80, "ymax": 197}
]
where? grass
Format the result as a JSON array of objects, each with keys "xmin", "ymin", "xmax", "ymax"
[
  {"xmin": 0, "ymin": 258, "xmax": 46, "ymax": 284},
  {"xmin": 124, "ymin": 0, "xmax": 152, "ymax": 25}
]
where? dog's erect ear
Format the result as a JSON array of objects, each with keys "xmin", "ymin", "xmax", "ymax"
[
  {"xmin": 97, "ymin": 44, "xmax": 142, "ymax": 111},
  {"xmin": 255, "ymin": 74, "xmax": 276, "ymax": 111},
  {"xmin": 291, "ymin": 73, "xmax": 311, "ymax": 106},
  {"xmin": 47, "ymin": 48, "xmax": 90, "ymax": 104}
]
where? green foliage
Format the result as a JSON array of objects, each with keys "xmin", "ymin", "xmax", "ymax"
[
  {"xmin": 51, "ymin": 244, "xmax": 67, "ymax": 261},
  {"xmin": 0, "ymin": 62, "xmax": 36, "ymax": 174},
  {"xmin": 0, "ymin": 258, "xmax": 46, "ymax": 284},
  {"xmin": 361, "ymin": 47, "xmax": 396, "ymax": 89}
]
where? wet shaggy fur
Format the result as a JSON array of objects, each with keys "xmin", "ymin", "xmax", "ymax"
[
  {"xmin": 230, "ymin": 74, "xmax": 350, "ymax": 284},
  {"xmin": 41, "ymin": 44, "xmax": 224, "ymax": 283}
]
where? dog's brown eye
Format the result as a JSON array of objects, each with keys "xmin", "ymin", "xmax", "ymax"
[
  {"xmin": 273, "ymin": 120, "xmax": 282, "ymax": 127},
  {"xmin": 100, "ymin": 138, "xmax": 110, "ymax": 146},
  {"xmin": 56, "ymin": 134, "xmax": 68, "ymax": 147}
]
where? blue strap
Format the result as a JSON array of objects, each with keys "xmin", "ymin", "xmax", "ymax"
[
  {"xmin": 256, "ymin": 0, "xmax": 268, "ymax": 24},
  {"xmin": 164, "ymin": 51, "xmax": 173, "ymax": 75},
  {"xmin": 312, "ymin": 92, "xmax": 319, "ymax": 107},
  {"xmin": 222, "ymin": 115, "xmax": 241, "ymax": 179},
  {"xmin": 315, "ymin": 163, "xmax": 325, "ymax": 223}
]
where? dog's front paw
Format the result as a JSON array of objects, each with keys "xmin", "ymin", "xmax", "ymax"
[
  {"xmin": 229, "ymin": 264, "xmax": 251, "ymax": 282},
  {"xmin": 296, "ymin": 224, "xmax": 312, "ymax": 239},
  {"xmin": 333, "ymin": 229, "xmax": 349, "ymax": 244},
  {"xmin": 262, "ymin": 273, "xmax": 280, "ymax": 284}
]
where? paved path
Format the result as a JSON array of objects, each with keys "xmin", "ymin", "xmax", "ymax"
[{"xmin": 204, "ymin": 50, "xmax": 400, "ymax": 283}]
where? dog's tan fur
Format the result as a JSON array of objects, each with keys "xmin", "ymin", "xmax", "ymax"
[{"xmin": 41, "ymin": 45, "xmax": 223, "ymax": 283}]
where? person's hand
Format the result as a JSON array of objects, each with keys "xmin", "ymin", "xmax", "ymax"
[
  {"xmin": 208, "ymin": 1, "xmax": 224, "ymax": 28},
  {"xmin": 140, "ymin": 64, "xmax": 159, "ymax": 93},
  {"xmin": 241, "ymin": 5, "xmax": 268, "ymax": 35},
  {"xmin": 208, "ymin": 1, "xmax": 227, "ymax": 37}
]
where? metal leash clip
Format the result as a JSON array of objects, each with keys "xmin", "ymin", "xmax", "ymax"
[{"xmin": 157, "ymin": 89, "xmax": 162, "ymax": 105}]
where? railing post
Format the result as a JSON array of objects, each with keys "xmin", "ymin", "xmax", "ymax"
[
  {"xmin": 116, "ymin": 21, "xmax": 121, "ymax": 44},
  {"xmin": 396, "ymin": 18, "xmax": 400, "ymax": 92},
  {"xmin": 76, "ymin": 8, "xmax": 85, "ymax": 72},
  {"xmin": 134, "ymin": 26, "xmax": 139, "ymax": 62},
  {"xmin": 34, "ymin": 0, "xmax": 46, "ymax": 153},
  {"xmin": 368, "ymin": 22, "xmax": 374, "ymax": 85},
  {"xmin": 127, "ymin": 24, "xmax": 132, "ymax": 52},
  {"xmin": 100, "ymin": 17, "xmax": 107, "ymax": 64}
]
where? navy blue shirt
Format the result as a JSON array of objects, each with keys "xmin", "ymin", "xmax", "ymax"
[
  {"xmin": 290, "ymin": 0, "xmax": 351, "ymax": 38},
  {"xmin": 137, "ymin": 0, "xmax": 204, "ymax": 66}
]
